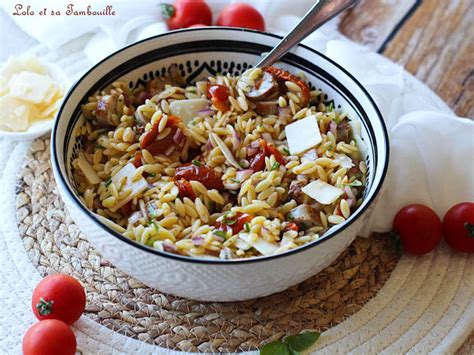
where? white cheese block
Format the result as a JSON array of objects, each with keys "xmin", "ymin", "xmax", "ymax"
[
  {"xmin": 239, "ymin": 233, "xmax": 279, "ymax": 256},
  {"xmin": 110, "ymin": 163, "xmax": 148, "ymax": 212},
  {"xmin": 169, "ymin": 99, "xmax": 209, "ymax": 123},
  {"xmin": 302, "ymin": 179, "xmax": 344, "ymax": 205},
  {"xmin": 9, "ymin": 71, "xmax": 54, "ymax": 104},
  {"xmin": 0, "ymin": 95, "xmax": 30, "ymax": 132},
  {"xmin": 285, "ymin": 115, "xmax": 322, "ymax": 155}
]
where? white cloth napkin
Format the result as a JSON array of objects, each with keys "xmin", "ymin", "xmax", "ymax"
[
  {"xmin": 324, "ymin": 40, "xmax": 474, "ymax": 234},
  {"xmin": 2, "ymin": 0, "xmax": 472, "ymax": 234}
]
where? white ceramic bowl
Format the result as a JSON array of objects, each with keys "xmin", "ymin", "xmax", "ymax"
[{"xmin": 51, "ymin": 28, "xmax": 389, "ymax": 302}]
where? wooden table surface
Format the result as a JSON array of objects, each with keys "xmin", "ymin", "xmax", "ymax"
[
  {"xmin": 342, "ymin": 1, "xmax": 473, "ymax": 352},
  {"xmin": 340, "ymin": 0, "xmax": 473, "ymax": 118}
]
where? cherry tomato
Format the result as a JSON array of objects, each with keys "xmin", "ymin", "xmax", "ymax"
[
  {"xmin": 207, "ymin": 84, "xmax": 230, "ymax": 111},
  {"xmin": 442, "ymin": 202, "xmax": 474, "ymax": 253},
  {"xmin": 175, "ymin": 179, "xmax": 196, "ymax": 200},
  {"xmin": 264, "ymin": 66, "xmax": 310, "ymax": 106},
  {"xmin": 23, "ymin": 319, "xmax": 76, "ymax": 355},
  {"xmin": 175, "ymin": 163, "xmax": 224, "ymax": 190},
  {"xmin": 32, "ymin": 274, "xmax": 86, "ymax": 325},
  {"xmin": 393, "ymin": 204, "xmax": 442, "ymax": 255},
  {"xmin": 162, "ymin": 0, "xmax": 212, "ymax": 30},
  {"xmin": 188, "ymin": 23, "xmax": 208, "ymax": 28},
  {"xmin": 217, "ymin": 3, "xmax": 265, "ymax": 31}
]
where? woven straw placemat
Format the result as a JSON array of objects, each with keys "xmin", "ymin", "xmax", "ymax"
[{"xmin": 15, "ymin": 137, "xmax": 400, "ymax": 353}]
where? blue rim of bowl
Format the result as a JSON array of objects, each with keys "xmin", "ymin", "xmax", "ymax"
[{"xmin": 51, "ymin": 27, "xmax": 389, "ymax": 265}]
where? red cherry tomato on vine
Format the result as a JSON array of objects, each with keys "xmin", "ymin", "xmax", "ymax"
[
  {"xmin": 32, "ymin": 274, "xmax": 86, "ymax": 325},
  {"xmin": 23, "ymin": 319, "xmax": 76, "ymax": 355},
  {"xmin": 217, "ymin": 3, "xmax": 265, "ymax": 31},
  {"xmin": 393, "ymin": 204, "xmax": 442, "ymax": 255},
  {"xmin": 162, "ymin": 0, "xmax": 212, "ymax": 30},
  {"xmin": 442, "ymin": 202, "xmax": 474, "ymax": 253}
]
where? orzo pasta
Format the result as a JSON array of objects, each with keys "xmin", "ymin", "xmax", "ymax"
[{"xmin": 73, "ymin": 64, "xmax": 366, "ymax": 259}]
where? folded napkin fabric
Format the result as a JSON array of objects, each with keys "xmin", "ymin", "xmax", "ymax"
[{"xmin": 325, "ymin": 40, "xmax": 474, "ymax": 234}]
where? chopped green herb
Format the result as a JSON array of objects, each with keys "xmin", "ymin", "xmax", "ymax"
[
  {"xmin": 192, "ymin": 159, "xmax": 201, "ymax": 167},
  {"xmin": 149, "ymin": 221, "xmax": 159, "ymax": 232},
  {"xmin": 244, "ymin": 222, "xmax": 250, "ymax": 233},
  {"xmin": 148, "ymin": 203, "xmax": 158, "ymax": 218},
  {"xmin": 104, "ymin": 178, "xmax": 112, "ymax": 187},
  {"xmin": 213, "ymin": 230, "xmax": 228, "ymax": 239},
  {"xmin": 282, "ymin": 147, "xmax": 290, "ymax": 155},
  {"xmin": 271, "ymin": 162, "xmax": 280, "ymax": 171},
  {"xmin": 224, "ymin": 218, "xmax": 236, "ymax": 225},
  {"xmin": 348, "ymin": 180, "xmax": 363, "ymax": 187},
  {"xmin": 287, "ymin": 214, "xmax": 294, "ymax": 221},
  {"xmin": 160, "ymin": 3, "xmax": 174, "ymax": 19},
  {"xmin": 327, "ymin": 102, "xmax": 334, "ymax": 112},
  {"xmin": 229, "ymin": 190, "xmax": 238, "ymax": 195},
  {"xmin": 148, "ymin": 173, "xmax": 156, "ymax": 178},
  {"xmin": 95, "ymin": 144, "xmax": 104, "ymax": 149},
  {"xmin": 230, "ymin": 178, "xmax": 240, "ymax": 183}
]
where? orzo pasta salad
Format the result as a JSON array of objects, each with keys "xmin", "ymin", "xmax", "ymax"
[{"xmin": 73, "ymin": 64, "xmax": 367, "ymax": 259}]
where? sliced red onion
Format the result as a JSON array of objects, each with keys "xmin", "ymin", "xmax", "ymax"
[
  {"xmin": 278, "ymin": 106, "xmax": 291, "ymax": 120},
  {"xmin": 344, "ymin": 186, "xmax": 355, "ymax": 200},
  {"xmin": 197, "ymin": 108, "xmax": 215, "ymax": 117},
  {"xmin": 236, "ymin": 169, "xmax": 253, "ymax": 181},
  {"xmin": 164, "ymin": 145, "xmax": 176, "ymax": 156},
  {"xmin": 213, "ymin": 235, "xmax": 225, "ymax": 243},
  {"xmin": 262, "ymin": 226, "xmax": 270, "ymax": 234},
  {"xmin": 192, "ymin": 236, "xmax": 205, "ymax": 246},
  {"xmin": 302, "ymin": 148, "xmax": 318, "ymax": 161},
  {"xmin": 347, "ymin": 198, "xmax": 355, "ymax": 207},
  {"xmin": 224, "ymin": 182, "xmax": 240, "ymax": 190},
  {"xmin": 136, "ymin": 91, "xmax": 153, "ymax": 105},
  {"xmin": 231, "ymin": 130, "xmax": 241, "ymax": 151},
  {"xmin": 246, "ymin": 146, "xmax": 259, "ymax": 157},
  {"xmin": 163, "ymin": 240, "xmax": 178, "ymax": 253},
  {"xmin": 329, "ymin": 121, "xmax": 337, "ymax": 136},
  {"xmin": 173, "ymin": 128, "xmax": 184, "ymax": 144},
  {"xmin": 205, "ymin": 138, "xmax": 214, "ymax": 151},
  {"xmin": 262, "ymin": 133, "xmax": 274, "ymax": 144},
  {"xmin": 128, "ymin": 211, "xmax": 142, "ymax": 224},
  {"xmin": 122, "ymin": 92, "xmax": 132, "ymax": 107}
]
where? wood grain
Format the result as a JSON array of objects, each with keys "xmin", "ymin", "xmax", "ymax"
[{"xmin": 340, "ymin": 0, "xmax": 474, "ymax": 117}]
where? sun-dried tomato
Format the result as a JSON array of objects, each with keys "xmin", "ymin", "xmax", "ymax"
[
  {"xmin": 207, "ymin": 84, "xmax": 229, "ymax": 111},
  {"xmin": 248, "ymin": 139, "xmax": 286, "ymax": 172},
  {"xmin": 140, "ymin": 115, "xmax": 182, "ymax": 153},
  {"xmin": 175, "ymin": 163, "xmax": 224, "ymax": 190},
  {"xmin": 264, "ymin": 66, "xmax": 310, "ymax": 106},
  {"xmin": 174, "ymin": 179, "xmax": 196, "ymax": 200}
]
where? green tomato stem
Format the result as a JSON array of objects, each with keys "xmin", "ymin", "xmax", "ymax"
[
  {"xmin": 465, "ymin": 222, "xmax": 474, "ymax": 237},
  {"xmin": 35, "ymin": 297, "xmax": 54, "ymax": 316}
]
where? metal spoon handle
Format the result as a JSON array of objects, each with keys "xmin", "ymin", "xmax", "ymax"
[{"xmin": 255, "ymin": 0, "xmax": 357, "ymax": 68}]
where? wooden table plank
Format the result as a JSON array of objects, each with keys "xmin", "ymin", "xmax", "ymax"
[{"xmin": 340, "ymin": 0, "xmax": 474, "ymax": 117}]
